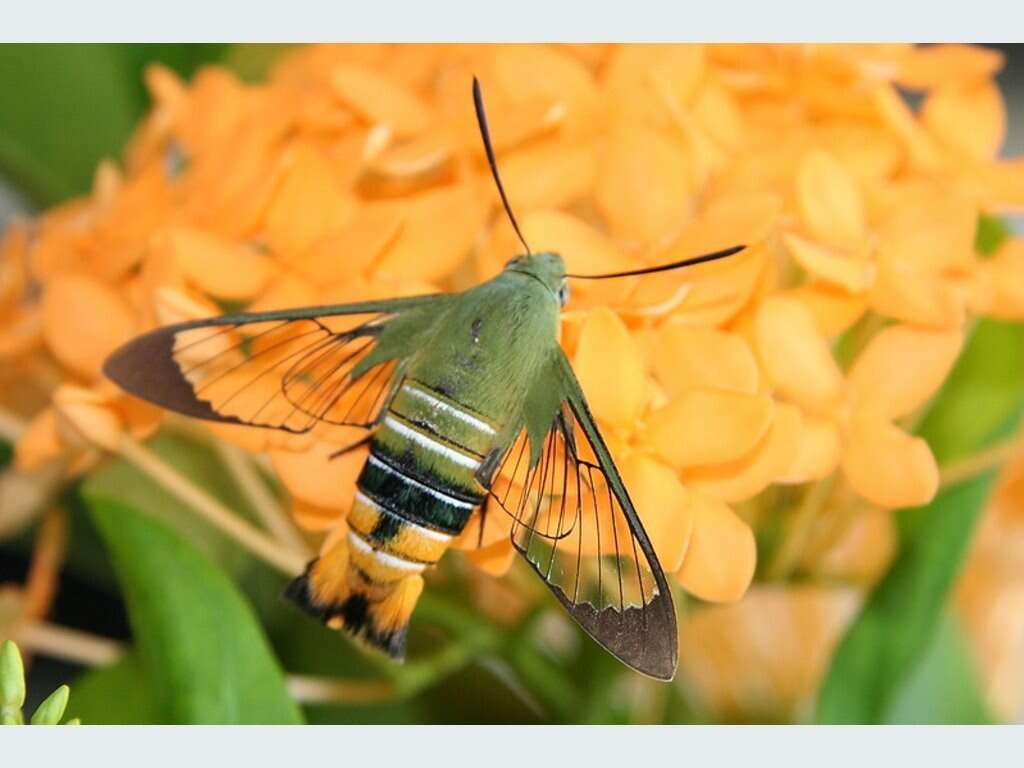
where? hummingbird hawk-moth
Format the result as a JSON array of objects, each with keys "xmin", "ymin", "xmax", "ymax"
[{"xmin": 104, "ymin": 78, "xmax": 743, "ymax": 680}]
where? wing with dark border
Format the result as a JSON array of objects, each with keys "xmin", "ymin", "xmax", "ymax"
[
  {"xmin": 482, "ymin": 350, "xmax": 678, "ymax": 680},
  {"xmin": 103, "ymin": 295, "xmax": 445, "ymax": 436}
]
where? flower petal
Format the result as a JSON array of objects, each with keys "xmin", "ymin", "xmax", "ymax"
[
  {"xmin": 922, "ymin": 81, "xmax": 1006, "ymax": 161},
  {"xmin": 652, "ymin": 325, "xmax": 760, "ymax": 396},
  {"xmin": 453, "ymin": 507, "xmax": 514, "ymax": 551},
  {"xmin": 572, "ymin": 307, "xmax": 648, "ymax": 430},
  {"xmin": 15, "ymin": 408, "xmax": 62, "ymax": 471},
  {"xmin": 291, "ymin": 499, "xmax": 343, "ymax": 532},
  {"xmin": 847, "ymin": 324, "xmax": 963, "ymax": 419},
  {"xmin": 782, "ymin": 282, "xmax": 867, "ymax": 338},
  {"xmin": 52, "ymin": 385, "xmax": 122, "ymax": 453},
  {"xmin": 42, "ymin": 273, "xmax": 137, "ymax": 380},
  {"xmin": 596, "ymin": 121, "xmax": 694, "ymax": 244},
  {"xmin": 841, "ymin": 409, "xmax": 939, "ymax": 508},
  {"xmin": 294, "ymin": 202, "xmax": 406, "ymax": 284},
  {"xmin": 632, "ymin": 242, "xmax": 767, "ymax": 328},
  {"xmin": 682, "ymin": 403, "xmax": 803, "ymax": 502},
  {"xmin": 261, "ymin": 144, "xmax": 357, "ymax": 256},
  {"xmin": 868, "ymin": 258, "xmax": 966, "ymax": 329},
  {"xmin": 465, "ymin": 539, "xmax": 517, "ymax": 577},
  {"xmin": 676, "ymin": 491, "xmax": 756, "ymax": 602},
  {"xmin": 875, "ymin": 183, "xmax": 977, "ymax": 274},
  {"xmin": 372, "ymin": 183, "xmax": 490, "ymax": 282},
  {"xmin": 270, "ymin": 440, "xmax": 365, "ymax": 510},
  {"xmin": 983, "ymin": 239, "xmax": 1024, "ymax": 319},
  {"xmin": 796, "ymin": 149, "xmax": 867, "ymax": 245},
  {"xmin": 810, "ymin": 508, "xmax": 896, "ymax": 586},
  {"xmin": 815, "ymin": 119, "xmax": 903, "ymax": 185},
  {"xmin": 873, "ymin": 83, "xmax": 945, "ymax": 171},
  {"xmin": 620, "ymin": 453, "xmax": 693, "ymax": 571},
  {"xmin": 755, "ymin": 296, "xmax": 843, "ymax": 413},
  {"xmin": 365, "ymin": 132, "xmax": 452, "ymax": 183},
  {"xmin": 248, "ymin": 272, "xmax": 318, "ymax": 314},
  {"xmin": 330, "ymin": 62, "xmax": 432, "ymax": 137},
  {"xmin": 897, "ymin": 44, "xmax": 1004, "ymax": 90},
  {"xmin": 642, "ymin": 389, "xmax": 774, "ymax": 469},
  {"xmin": 777, "ymin": 413, "xmax": 842, "ymax": 484},
  {"xmin": 783, "ymin": 233, "xmax": 875, "ymax": 293},
  {"xmin": 493, "ymin": 44, "xmax": 601, "ymax": 137},
  {"xmin": 520, "ymin": 210, "xmax": 635, "ymax": 304},
  {"xmin": 500, "ymin": 138, "xmax": 597, "ymax": 213},
  {"xmin": 161, "ymin": 227, "xmax": 274, "ymax": 301}
]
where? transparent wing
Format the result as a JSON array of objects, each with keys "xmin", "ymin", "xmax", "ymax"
[
  {"xmin": 483, "ymin": 353, "xmax": 678, "ymax": 680},
  {"xmin": 103, "ymin": 296, "xmax": 441, "ymax": 435}
]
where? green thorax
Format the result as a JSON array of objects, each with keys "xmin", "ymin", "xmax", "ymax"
[{"xmin": 407, "ymin": 264, "xmax": 561, "ymax": 428}]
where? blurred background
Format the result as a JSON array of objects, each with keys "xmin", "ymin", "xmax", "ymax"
[{"xmin": 1, "ymin": 44, "xmax": 1023, "ymax": 725}]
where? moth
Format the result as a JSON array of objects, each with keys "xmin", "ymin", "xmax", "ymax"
[{"xmin": 104, "ymin": 78, "xmax": 743, "ymax": 681}]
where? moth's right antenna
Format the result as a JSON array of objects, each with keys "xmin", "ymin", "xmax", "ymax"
[{"xmin": 473, "ymin": 76, "xmax": 531, "ymax": 255}]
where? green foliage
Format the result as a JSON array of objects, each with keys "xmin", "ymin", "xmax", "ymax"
[
  {"xmin": 817, "ymin": 319, "xmax": 1024, "ymax": 723},
  {"xmin": 883, "ymin": 612, "xmax": 990, "ymax": 724},
  {"xmin": 975, "ymin": 213, "xmax": 1011, "ymax": 258},
  {"xmin": 1, "ymin": 640, "xmax": 75, "ymax": 725},
  {"xmin": 85, "ymin": 497, "xmax": 303, "ymax": 724},
  {"xmin": 65, "ymin": 653, "xmax": 159, "ymax": 725},
  {"xmin": 0, "ymin": 44, "xmax": 231, "ymax": 207},
  {"xmin": 0, "ymin": 640, "xmax": 26, "ymax": 724},
  {"xmin": 85, "ymin": 432, "xmax": 264, "ymax": 579}
]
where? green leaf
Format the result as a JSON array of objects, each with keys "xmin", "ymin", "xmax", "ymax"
[
  {"xmin": 817, "ymin": 319, "xmax": 1024, "ymax": 723},
  {"xmin": 30, "ymin": 685, "xmax": 70, "ymax": 725},
  {"xmin": 975, "ymin": 213, "xmax": 1011, "ymax": 258},
  {"xmin": 66, "ymin": 653, "xmax": 159, "ymax": 725},
  {"xmin": 86, "ymin": 496, "xmax": 303, "ymax": 724},
  {"xmin": 883, "ymin": 611, "xmax": 991, "ymax": 724},
  {"xmin": 0, "ymin": 639, "xmax": 26, "ymax": 724},
  {"xmin": 84, "ymin": 431, "xmax": 263, "ymax": 580},
  {"xmin": 0, "ymin": 45, "xmax": 138, "ymax": 205},
  {"xmin": 0, "ymin": 44, "xmax": 237, "ymax": 207}
]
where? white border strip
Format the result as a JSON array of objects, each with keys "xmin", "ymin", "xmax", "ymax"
[
  {"xmin": 347, "ymin": 530, "xmax": 426, "ymax": 573},
  {"xmin": 383, "ymin": 416, "xmax": 482, "ymax": 470},
  {"xmin": 402, "ymin": 384, "xmax": 497, "ymax": 435},
  {"xmin": 2, "ymin": 2, "xmax": 1017, "ymax": 43}
]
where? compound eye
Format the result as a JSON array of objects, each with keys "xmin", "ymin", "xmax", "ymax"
[{"xmin": 557, "ymin": 281, "xmax": 570, "ymax": 307}]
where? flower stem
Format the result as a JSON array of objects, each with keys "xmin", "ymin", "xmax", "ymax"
[
  {"xmin": 213, "ymin": 440, "xmax": 311, "ymax": 558},
  {"xmin": 22, "ymin": 507, "xmax": 66, "ymax": 620},
  {"xmin": 938, "ymin": 436, "xmax": 1023, "ymax": 490},
  {"xmin": 766, "ymin": 476, "xmax": 836, "ymax": 581},
  {"xmin": 14, "ymin": 620, "xmax": 400, "ymax": 705},
  {"xmin": 0, "ymin": 407, "xmax": 26, "ymax": 443},
  {"xmin": 15, "ymin": 621, "xmax": 123, "ymax": 667},
  {"xmin": 116, "ymin": 434, "xmax": 306, "ymax": 578},
  {"xmin": 285, "ymin": 674, "xmax": 395, "ymax": 704}
]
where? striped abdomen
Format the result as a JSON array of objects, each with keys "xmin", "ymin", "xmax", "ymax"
[{"xmin": 285, "ymin": 379, "xmax": 499, "ymax": 657}]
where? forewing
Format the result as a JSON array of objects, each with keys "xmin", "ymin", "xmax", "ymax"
[
  {"xmin": 484, "ymin": 351, "xmax": 678, "ymax": 680},
  {"xmin": 103, "ymin": 296, "xmax": 442, "ymax": 436}
]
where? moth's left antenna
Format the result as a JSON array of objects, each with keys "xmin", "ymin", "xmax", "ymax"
[{"xmin": 473, "ymin": 77, "xmax": 531, "ymax": 255}]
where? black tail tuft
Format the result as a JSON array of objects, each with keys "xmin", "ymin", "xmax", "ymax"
[
  {"xmin": 283, "ymin": 565, "xmax": 328, "ymax": 619},
  {"xmin": 283, "ymin": 555, "xmax": 419, "ymax": 661}
]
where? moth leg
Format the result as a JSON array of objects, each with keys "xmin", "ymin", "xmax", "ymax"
[
  {"xmin": 476, "ymin": 502, "xmax": 488, "ymax": 548},
  {"xmin": 328, "ymin": 365, "xmax": 408, "ymax": 460},
  {"xmin": 327, "ymin": 432, "xmax": 374, "ymax": 460}
]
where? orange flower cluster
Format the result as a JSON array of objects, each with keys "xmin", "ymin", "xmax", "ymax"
[{"xmin": 4, "ymin": 44, "xmax": 1024, "ymax": 608}]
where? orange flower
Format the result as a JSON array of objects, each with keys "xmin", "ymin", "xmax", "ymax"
[
  {"xmin": 3, "ymin": 43, "xmax": 1022, "ymax": 615},
  {"xmin": 956, "ymin": 453, "xmax": 1024, "ymax": 721}
]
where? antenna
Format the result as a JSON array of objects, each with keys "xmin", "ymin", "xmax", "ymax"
[
  {"xmin": 566, "ymin": 245, "xmax": 746, "ymax": 280},
  {"xmin": 473, "ymin": 77, "xmax": 531, "ymax": 255}
]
